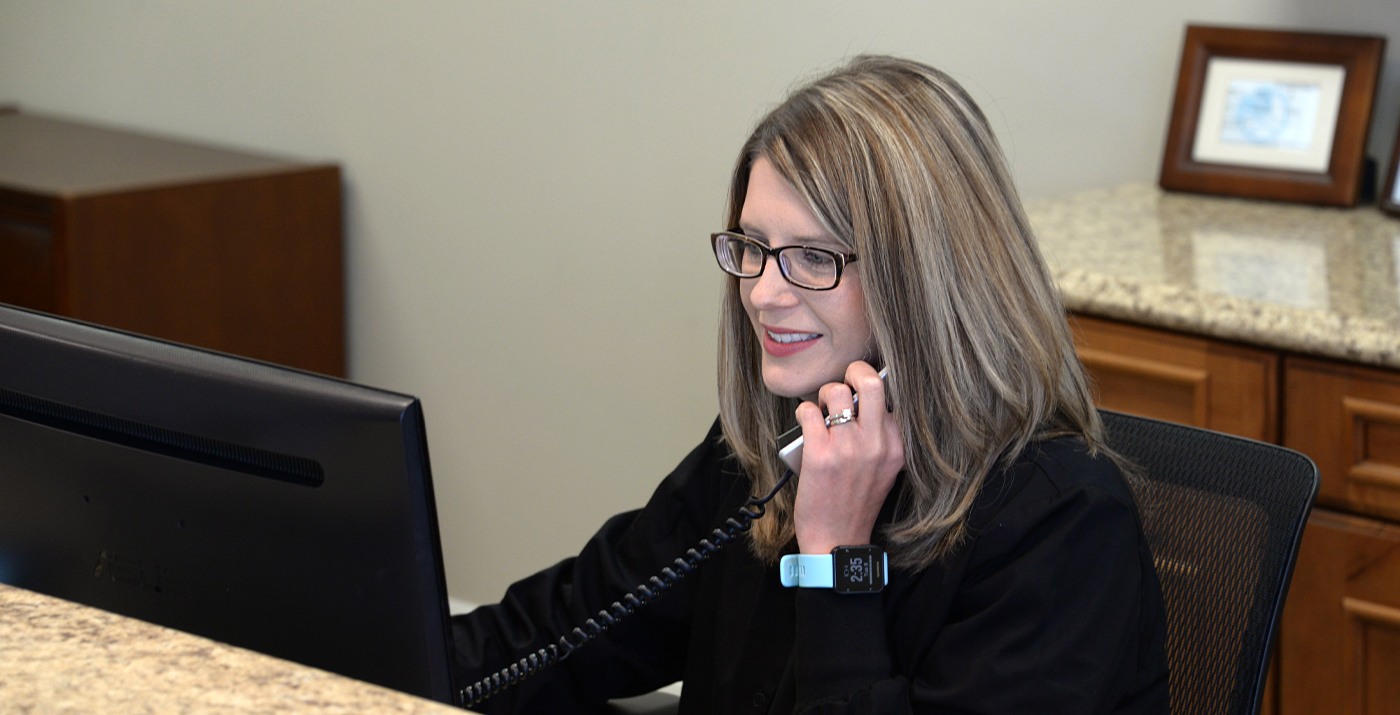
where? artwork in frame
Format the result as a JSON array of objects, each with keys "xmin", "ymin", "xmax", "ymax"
[
  {"xmin": 1383, "ymin": 125, "xmax": 1400, "ymax": 217},
  {"xmin": 1159, "ymin": 24, "xmax": 1385, "ymax": 207}
]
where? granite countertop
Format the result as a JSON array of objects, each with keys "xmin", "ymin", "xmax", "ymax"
[
  {"xmin": 0, "ymin": 582, "xmax": 467, "ymax": 714},
  {"xmin": 1028, "ymin": 184, "xmax": 1400, "ymax": 369}
]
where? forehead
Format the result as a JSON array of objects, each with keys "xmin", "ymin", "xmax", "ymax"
[{"xmin": 738, "ymin": 157, "xmax": 830, "ymax": 242}]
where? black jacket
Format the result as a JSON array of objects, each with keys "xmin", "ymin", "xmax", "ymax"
[{"xmin": 452, "ymin": 419, "xmax": 1168, "ymax": 713}]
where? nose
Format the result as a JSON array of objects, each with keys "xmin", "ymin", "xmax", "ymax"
[{"xmin": 743, "ymin": 255, "xmax": 800, "ymax": 310}]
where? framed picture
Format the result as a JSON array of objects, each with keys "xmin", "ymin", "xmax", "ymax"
[
  {"xmin": 1159, "ymin": 24, "xmax": 1385, "ymax": 207},
  {"xmin": 1383, "ymin": 125, "xmax": 1400, "ymax": 216}
]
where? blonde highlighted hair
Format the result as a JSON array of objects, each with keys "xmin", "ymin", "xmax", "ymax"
[{"xmin": 717, "ymin": 55, "xmax": 1101, "ymax": 570}]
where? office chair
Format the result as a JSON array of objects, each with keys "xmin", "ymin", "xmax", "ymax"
[
  {"xmin": 1102, "ymin": 409, "xmax": 1318, "ymax": 715},
  {"xmin": 608, "ymin": 411, "xmax": 1319, "ymax": 715}
]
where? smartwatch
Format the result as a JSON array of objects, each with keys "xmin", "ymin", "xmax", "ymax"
[{"xmin": 780, "ymin": 545, "xmax": 887, "ymax": 594}]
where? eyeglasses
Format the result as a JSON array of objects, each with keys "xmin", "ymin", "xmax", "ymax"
[{"xmin": 710, "ymin": 231, "xmax": 858, "ymax": 291}]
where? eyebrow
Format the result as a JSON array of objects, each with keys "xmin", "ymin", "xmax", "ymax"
[{"xmin": 735, "ymin": 225, "xmax": 839, "ymax": 249}]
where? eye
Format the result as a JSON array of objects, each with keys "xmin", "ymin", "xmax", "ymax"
[{"xmin": 796, "ymin": 247, "xmax": 836, "ymax": 268}]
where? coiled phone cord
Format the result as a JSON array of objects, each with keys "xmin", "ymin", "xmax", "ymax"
[{"xmin": 458, "ymin": 468, "xmax": 795, "ymax": 709}]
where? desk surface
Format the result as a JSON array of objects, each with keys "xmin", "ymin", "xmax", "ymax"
[{"xmin": 0, "ymin": 582, "xmax": 467, "ymax": 714}]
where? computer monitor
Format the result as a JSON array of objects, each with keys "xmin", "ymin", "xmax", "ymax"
[{"xmin": 0, "ymin": 303, "xmax": 456, "ymax": 704}]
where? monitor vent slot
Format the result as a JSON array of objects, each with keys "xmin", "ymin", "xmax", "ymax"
[{"xmin": 0, "ymin": 387, "xmax": 324, "ymax": 488}]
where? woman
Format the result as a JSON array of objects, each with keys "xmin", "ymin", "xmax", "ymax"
[{"xmin": 452, "ymin": 55, "xmax": 1168, "ymax": 713}]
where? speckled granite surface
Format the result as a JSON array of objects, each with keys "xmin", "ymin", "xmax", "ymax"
[
  {"xmin": 1029, "ymin": 184, "xmax": 1400, "ymax": 368},
  {"xmin": 0, "ymin": 583, "xmax": 466, "ymax": 714}
]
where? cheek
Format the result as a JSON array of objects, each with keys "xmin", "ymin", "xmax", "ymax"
[
  {"xmin": 737, "ymin": 281, "xmax": 757, "ymax": 320},
  {"xmin": 836, "ymin": 311, "xmax": 874, "ymax": 353},
  {"xmin": 828, "ymin": 282, "xmax": 871, "ymax": 346}
]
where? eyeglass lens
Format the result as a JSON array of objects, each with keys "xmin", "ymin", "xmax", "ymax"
[{"xmin": 716, "ymin": 234, "xmax": 841, "ymax": 289}]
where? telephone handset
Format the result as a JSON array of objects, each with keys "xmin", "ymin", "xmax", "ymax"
[
  {"xmin": 776, "ymin": 367, "xmax": 891, "ymax": 474},
  {"xmin": 458, "ymin": 370, "xmax": 890, "ymax": 708}
]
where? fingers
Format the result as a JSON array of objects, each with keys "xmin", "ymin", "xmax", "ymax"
[
  {"xmin": 816, "ymin": 381, "xmax": 857, "ymax": 426},
  {"xmin": 794, "ymin": 397, "xmax": 828, "ymax": 427},
  {"xmin": 811, "ymin": 361, "xmax": 888, "ymax": 427},
  {"xmin": 844, "ymin": 362, "xmax": 891, "ymax": 416},
  {"xmin": 794, "ymin": 360, "xmax": 893, "ymax": 449}
]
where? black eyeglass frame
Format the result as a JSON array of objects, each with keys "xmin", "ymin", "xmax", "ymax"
[{"xmin": 709, "ymin": 231, "xmax": 858, "ymax": 291}]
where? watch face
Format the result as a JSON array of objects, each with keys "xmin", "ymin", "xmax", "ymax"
[{"xmin": 834, "ymin": 545, "xmax": 885, "ymax": 594}]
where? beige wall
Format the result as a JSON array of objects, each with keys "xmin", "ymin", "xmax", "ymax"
[{"xmin": 2, "ymin": 0, "xmax": 1394, "ymax": 605}]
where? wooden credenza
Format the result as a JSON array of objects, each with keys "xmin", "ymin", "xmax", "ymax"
[
  {"xmin": 0, "ymin": 111, "xmax": 344, "ymax": 376},
  {"xmin": 1072, "ymin": 314, "xmax": 1279, "ymax": 441},
  {"xmin": 1033, "ymin": 185, "xmax": 1400, "ymax": 715},
  {"xmin": 1073, "ymin": 317, "xmax": 1400, "ymax": 715}
]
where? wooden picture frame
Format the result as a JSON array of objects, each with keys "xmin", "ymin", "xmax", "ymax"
[
  {"xmin": 1382, "ymin": 124, "xmax": 1400, "ymax": 216},
  {"xmin": 1159, "ymin": 24, "xmax": 1385, "ymax": 207}
]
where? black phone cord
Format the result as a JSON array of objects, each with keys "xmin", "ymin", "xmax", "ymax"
[{"xmin": 457, "ymin": 468, "xmax": 795, "ymax": 709}]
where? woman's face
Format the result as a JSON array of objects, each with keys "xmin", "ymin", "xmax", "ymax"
[{"xmin": 738, "ymin": 157, "xmax": 874, "ymax": 401}]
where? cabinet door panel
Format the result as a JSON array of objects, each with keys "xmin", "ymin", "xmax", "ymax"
[
  {"xmin": 1286, "ymin": 356, "xmax": 1400, "ymax": 520},
  {"xmin": 1070, "ymin": 314, "xmax": 1279, "ymax": 441},
  {"xmin": 1281, "ymin": 509, "xmax": 1400, "ymax": 715}
]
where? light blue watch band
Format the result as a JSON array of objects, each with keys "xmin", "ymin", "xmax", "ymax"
[
  {"xmin": 780, "ymin": 553, "xmax": 835, "ymax": 588},
  {"xmin": 780, "ymin": 548, "xmax": 889, "ymax": 591}
]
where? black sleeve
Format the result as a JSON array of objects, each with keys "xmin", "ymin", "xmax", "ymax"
[
  {"xmin": 905, "ymin": 483, "xmax": 1162, "ymax": 713},
  {"xmin": 791, "ymin": 464, "xmax": 1165, "ymax": 713},
  {"xmin": 449, "ymin": 420, "xmax": 742, "ymax": 714}
]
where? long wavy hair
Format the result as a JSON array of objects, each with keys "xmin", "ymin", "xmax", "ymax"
[{"xmin": 717, "ymin": 55, "xmax": 1102, "ymax": 570}]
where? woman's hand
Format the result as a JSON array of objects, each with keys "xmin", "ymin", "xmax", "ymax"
[{"xmin": 792, "ymin": 361, "xmax": 905, "ymax": 555}]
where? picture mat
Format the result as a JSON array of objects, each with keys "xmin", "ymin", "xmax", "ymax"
[{"xmin": 1192, "ymin": 57, "xmax": 1344, "ymax": 173}]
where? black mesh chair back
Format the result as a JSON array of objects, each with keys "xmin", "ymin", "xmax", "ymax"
[{"xmin": 1101, "ymin": 410, "xmax": 1318, "ymax": 715}]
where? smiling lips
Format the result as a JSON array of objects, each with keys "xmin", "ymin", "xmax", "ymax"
[{"xmin": 763, "ymin": 327, "xmax": 822, "ymax": 357}]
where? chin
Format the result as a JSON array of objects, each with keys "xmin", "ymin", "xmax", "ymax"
[
  {"xmin": 761, "ymin": 381, "xmax": 809, "ymax": 401},
  {"xmin": 760, "ymin": 364, "xmax": 827, "ymax": 402}
]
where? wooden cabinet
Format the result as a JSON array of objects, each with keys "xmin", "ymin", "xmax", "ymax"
[
  {"xmin": 1070, "ymin": 314, "xmax": 1279, "ymax": 442},
  {"xmin": 1284, "ymin": 357, "xmax": 1400, "ymax": 521},
  {"xmin": 0, "ymin": 111, "xmax": 344, "ymax": 376},
  {"xmin": 1073, "ymin": 314, "xmax": 1400, "ymax": 714},
  {"xmin": 1279, "ymin": 510, "xmax": 1400, "ymax": 715},
  {"xmin": 1278, "ymin": 357, "xmax": 1400, "ymax": 715},
  {"xmin": 1071, "ymin": 313, "xmax": 1285, "ymax": 712}
]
